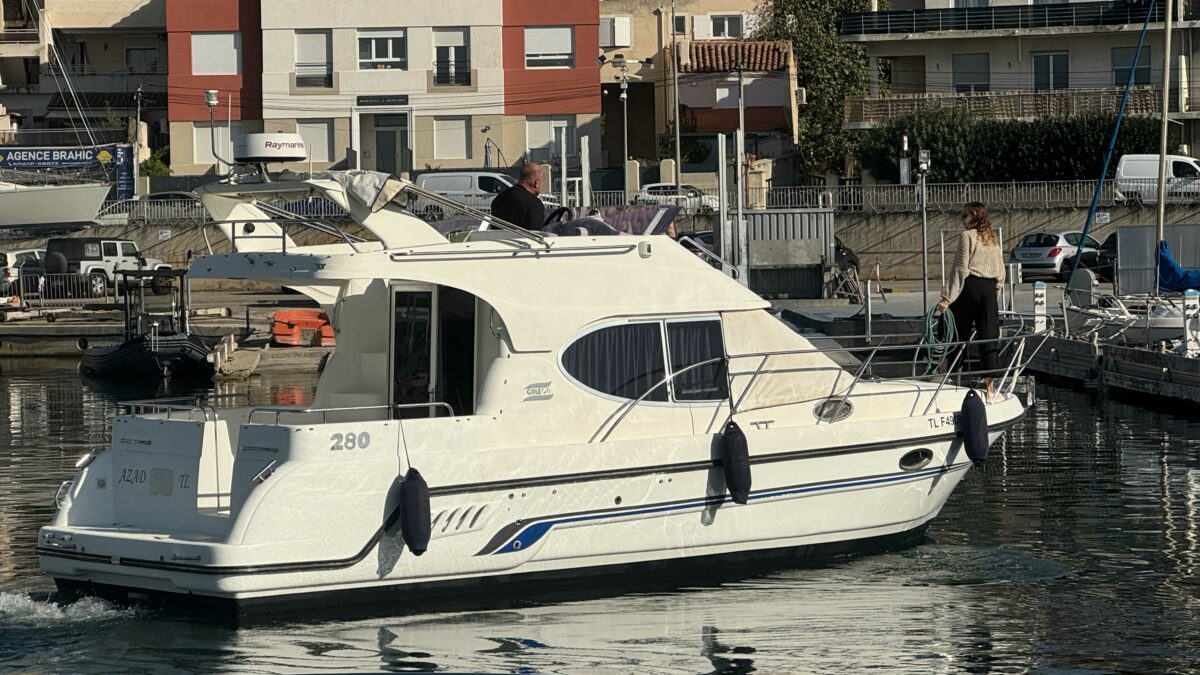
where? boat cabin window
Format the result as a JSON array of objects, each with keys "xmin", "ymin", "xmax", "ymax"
[
  {"xmin": 666, "ymin": 320, "xmax": 728, "ymax": 401},
  {"xmin": 562, "ymin": 318, "xmax": 728, "ymax": 403}
]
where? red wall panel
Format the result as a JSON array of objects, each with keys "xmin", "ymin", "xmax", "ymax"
[
  {"xmin": 502, "ymin": 0, "xmax": 600, "ymax": 116},
  {"xmin": 166, "ymin": 0, "xmax": 261, "ymax": 122}
]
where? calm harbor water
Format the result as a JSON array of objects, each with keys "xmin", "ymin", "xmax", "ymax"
[{"xmin": 1, "ymin": 359, "xmax": 1199, "ymax": 673}]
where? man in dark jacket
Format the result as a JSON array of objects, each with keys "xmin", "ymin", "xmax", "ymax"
[{"xmin": 490, "ymin": 164, "xmax": 546, "ymax": 231}]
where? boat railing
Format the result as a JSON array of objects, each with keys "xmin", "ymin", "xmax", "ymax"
[
  {"xmin": 216, "ymin": 217, "xmax": 366, "ymax": 254},
  {"xmin": 593, "ymin": 325, "xmax": 1053, "ymax": 443},
  {"xmin": 246, "ymin": 402, "xmax": 456, "ymax": 425},
  {"xmin": 677, "ymin": 235, "xmax": 740, "ymax": 278},
  {"xmin": 118, "ymin": 397, "xmax": 222, "ymax": 422}
]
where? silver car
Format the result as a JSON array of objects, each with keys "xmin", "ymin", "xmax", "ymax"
[
  {"xmin": 636, "ymin": 183, "xmax": 720, "ymax": 212},
  {"xmin": 1009, "ymin": 231, "xmax": 1100, "ymax": 280}
]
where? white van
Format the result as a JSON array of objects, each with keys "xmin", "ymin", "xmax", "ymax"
[
  {"xmin": 1115, "ymin": 154, "xmax": 1200, "ymax": 204},
  {"xmin": 412, "ymin": 171, "xmax": 560, "ymax": 219}
]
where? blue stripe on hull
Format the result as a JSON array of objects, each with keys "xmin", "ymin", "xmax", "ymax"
[{"xmin": 490, "ymin": 463, "xmax": 971, "ymax": 555}]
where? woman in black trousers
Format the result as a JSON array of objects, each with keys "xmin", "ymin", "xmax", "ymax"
[{"xmin": 936, "ymin": 202, "xmax": 1005, "ymax": 400}]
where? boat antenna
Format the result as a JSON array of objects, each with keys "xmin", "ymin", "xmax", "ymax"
[
  {"xmin": 1154, "ymin": 0, "xmax": 1175, "ymax": 295},
  {"xmin": 1067, "ymin": 0, "xmax": 1158, "ymax": 289}
]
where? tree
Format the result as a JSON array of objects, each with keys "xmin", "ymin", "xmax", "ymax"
[
  {"xmin": 755, "ymin": 0, "xmax": 873, "ymax": 175},
  {"xmin": 140, "ymin": 145, "xmax": 171, "ymax": 177}
]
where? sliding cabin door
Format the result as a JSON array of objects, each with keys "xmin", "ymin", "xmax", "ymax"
[{"xmin": 390, "ymin": 285, "xmax": 438, "ymax": 419}]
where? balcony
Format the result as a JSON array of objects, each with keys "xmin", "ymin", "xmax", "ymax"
[
  {"xmin": 432, "ymin": 61, "xmax": 471, "ymax": 87},
  {"xmin": 295, "ymin": 61, "xmax": 333, "ymax": 89},
  {"xmin": 841, "ymin": 1, "xmax": 1170, "ymax": 40},
  {"xmin": 0, "ymin": 29, "xmax": 39, "ymax": 58},
  {"xmin": 843, "ymin": 86, "xmax": 1161, "ymax": 128},
  {"xmin": 39, "ymin": 63, "xmax": 166, "ymax": 94}
]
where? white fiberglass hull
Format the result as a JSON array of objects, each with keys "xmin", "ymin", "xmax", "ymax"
[
  {"xmin": 38, "ymin": 393, "xmax": 1024, "ymax": 614},
  {"xmin": 0, "ymin": 182, "xmax": 109, "ymax": 228},
  {"xmin": 1065, "ymin": 305, "xmax": 1183, "ymax": 345}
]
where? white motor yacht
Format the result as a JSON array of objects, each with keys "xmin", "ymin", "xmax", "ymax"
[{"xmin": 39, "ymin": 173, "xmax": 1040, "ymax": 615}]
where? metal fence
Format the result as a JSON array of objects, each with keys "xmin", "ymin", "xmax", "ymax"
[
  {"xmin": 22, "ymin": 273, "xmax": 118, "ymax": 308},
  {"xmin": 841, "ymin": 1, "xmax": 1169, "ymax": 36}
]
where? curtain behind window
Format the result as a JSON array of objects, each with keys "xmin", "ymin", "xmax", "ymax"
[
  {"xmin": 668, "ymin": 321, "xmax": 728, "ymax": 401},
  {"xmin": 564, "ymin": 324, "xmax": 667, "ymax": 401}
]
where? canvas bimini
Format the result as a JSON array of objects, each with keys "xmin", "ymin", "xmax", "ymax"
[{"xmin": 39, "ymin": 174, "xmax": 1042, "ymax": 615}]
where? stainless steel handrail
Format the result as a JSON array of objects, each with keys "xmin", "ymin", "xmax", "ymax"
[
  {"xmin": 677, "ymin": 235, "xmax": 740, "ymax": 278},
  {"xmin": 388, "ymin": 242, "xmax": 638, "ymax": 260},
  {"xmin": 594, "ymin": 328, "xmax": 1049, "ymax": 442},
  {"xmin": 246, "ymin": 402, "xmax": 456, "ymax": 425}
]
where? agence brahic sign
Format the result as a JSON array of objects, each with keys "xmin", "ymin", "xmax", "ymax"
[{"xmin": 0, "ymin": 144, "xmax": 133, "ymax": 198}]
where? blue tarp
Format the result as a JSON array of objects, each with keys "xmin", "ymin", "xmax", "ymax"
[{"xmin": 1158, "ymin": 240, "xmax": 1200, "ymax": 292}]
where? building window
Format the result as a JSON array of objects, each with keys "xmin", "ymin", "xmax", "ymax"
[
  {"xmin": 562, "ymin": 323, "xmax": 668, "ymax": 401},
  {"xmin": 433, "ymin": 117, "xmax": 470, "ymax": 160},
  {"xmin": 673, "ymin": 15, "xmax": 688, "ymax": 35},
  {"xmin": 433, "ymin": 28, "xmax": 470, "ymax": 86},
  {"xmin": 296, "ymin": 118, "xmax": 334, "ymax": 163},
  {"xmin": 599, "ymin": 17, "xmax": 631, "ymax": 49},
  {"xmin": 711, "ymin": 15, "xmax": 743, "ymax": 38},
  {"xmin": 526, "ymin": 116, "xmax": 575, "ymax": 163},
  {"xmin": 194, "ymin": 121, "xmax": 245, "ymax": 165},
  {"xmin": 952, "ymin": 52, "xmax": 990, "ymax": 93},
  {"xmin": 526, "ymin": 26, "xmax": 574, "ymax": 68},
  {"xmin": 1112, "ymin": 46, "xmax": 1151, "ymax": 86},
  {"xmin": 359, "ymin": 29, "xmax": 407, "ymax": 70},
  {"xmin": 1032, "ymin": 51, "xmax": 1068, "ymax": 91},
  {"xmin": 295, "ymin": 30, "xmax": 332, "ymax": 87},
  {"xmin": 125, "ymin": 47, "xmax": 159, "ymax": 74},
  {"xmin": 191, "ymin": 32, "xmax": 241, "ymax": 76}
]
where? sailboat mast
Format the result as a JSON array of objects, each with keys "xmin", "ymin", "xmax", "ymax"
[{"xmin": 1156, "ymin": 0, "xmax": 1175, "ymax": 244}]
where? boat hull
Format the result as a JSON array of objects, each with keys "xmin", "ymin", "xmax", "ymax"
[
  {"xmin": 38, "ymin": 417, "xmax": 1012, "ymax": 615},
  {"xmin": 0, "ymin": 182, "xmax": 109, "ymax": 228},
  {"xmin": 79, "ymin": 334, "xmax": 213, "ymax": 380}
]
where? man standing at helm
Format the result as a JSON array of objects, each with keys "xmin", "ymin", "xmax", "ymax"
[{"xmin": 491, "ymin": 163, "xmax": 546, "ymax": 231}]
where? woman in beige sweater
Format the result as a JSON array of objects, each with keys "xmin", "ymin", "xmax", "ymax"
[{"xmin": 935, "ymin": 202, "xmax": 1005, "ymax": 399}]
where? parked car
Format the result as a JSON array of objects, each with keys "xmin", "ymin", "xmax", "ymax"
[
  {"xmin": 413, "ymin": 171, "xmax": 559, "ymax": 219},
  {"xmin": 1078, "ymin": 232, "xmax": 1118, "ymax": 282},
  {"xmin": 0, "ymin": 248, "xmax": 44, "ymax": 295},
  {"xmin": 44, "ymin": 237, "xmax": 171, "ymax": 297},
  {"xmin": 635, "ymin": 183, "xmax": 720, "ymax": 212},
  {"xmin": 1114, "ymin": 154, "xmax": 1200, "ymax": 204},
  {"xmin": 1009, "ymin": 231, "xmax": 1100, "ymax": 280}
]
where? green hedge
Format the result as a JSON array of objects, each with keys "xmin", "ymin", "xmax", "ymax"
[{"xmin": 855, "ymin": 108, "xmax": 1172, "ymax": 183}]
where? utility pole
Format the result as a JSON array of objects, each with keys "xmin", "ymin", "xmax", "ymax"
[
  {"xmin": 133, "ymin": 84, "xmax": 142, "ymax": 196},
  {"xmin": 1155, "ymin": 0, "xmax": 1175, "ymax": 295},
  {"xmin": 671, "ymin": 0, "xmax": 681, "ymax": 191}
]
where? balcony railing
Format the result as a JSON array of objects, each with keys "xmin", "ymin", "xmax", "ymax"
[
  {"xmin": 295, "ymin": 62, "xmax": 333, "ymax": 88},
  {"xmin": 844, "ymin": 86, "xmax": 1162, "ymax": 126},
  {"xmin": 841, "ymin": 1, "xmax": 1168, "ymax": 37},
  {"xmin": 433, "ymin": 61, "xmax": 471, "ymax": 86},
  {"xmin": 0, "ymin": 29, "xmax": 38, "ymax": 44},
  {"xmin": 42, "ymin": 63, "xmax": 167, "ymax": 76}
]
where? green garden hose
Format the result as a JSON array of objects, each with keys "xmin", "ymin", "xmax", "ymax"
[{"xmin": 913, "ymin": 305, "xmax": 956, "ymax": 377}]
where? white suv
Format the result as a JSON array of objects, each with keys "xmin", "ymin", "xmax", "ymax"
[{"xmin": 636, "ymin": 183, "xmax": 720, "ymax": 212}]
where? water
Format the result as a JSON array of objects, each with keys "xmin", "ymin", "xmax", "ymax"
[{"xmin": 2, "ymin": 361, "xmax": 1199, "ymax": 673}]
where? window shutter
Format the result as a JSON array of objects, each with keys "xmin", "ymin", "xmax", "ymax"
[
  {"xmin": 692, "ymin": 15, "xmax": 712, "ymax": 40},
  {"xmin": 434, "ymin": 29, "xmax": 466, "ymax": 48},
  {"xmin": 599, "ymin": 18, "xmax": 615, "ymax": 49},
  {"xmin": 434, "ymin": 117, "xmax": 470, "ymax": 160},
  {"xmin": 191, "ymin": 32, "xmax": 241, "ymax": 75},
  {"xmin": 295, "ymin": 31, "xmax": 330, "ymax": 64},
  {"xmin": 743, "ymin": 12, "xmax": 759, "ymax": 37},
  {"xmin": 613, "ymin": 16, "xmax": 632, "ymax": 48},
  {"xmin": 526, "ymin": 27, "xmax": 572, "ymax": 56}
]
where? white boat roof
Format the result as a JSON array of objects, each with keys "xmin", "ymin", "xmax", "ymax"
[{"xmin": 192, "ymin": 236, "xmax": 768, "ymax": 353}]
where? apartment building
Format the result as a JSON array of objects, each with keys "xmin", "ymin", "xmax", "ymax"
[
  {"xmin": 597, "ymin": 0, "xmax": 759, "ymax": 164},
  {"xmin": 165, "ymin": 0, "xmax": 263, "ymax": 175},
  {"xmin": 251, "ymin": 0, "xmax": 598, "ymax": 175},
  {"xmin": 841, "ymin": 0, "xmax": 1200, "ymax": 147},
  {"xmin": 0, "ymin": 1, "xmax": 166, "ymax": 146}
]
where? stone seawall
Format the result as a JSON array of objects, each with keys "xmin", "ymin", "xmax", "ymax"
[{"xmin": 836, "ymin": 204, "xmax": 1200, "ymax": 281}]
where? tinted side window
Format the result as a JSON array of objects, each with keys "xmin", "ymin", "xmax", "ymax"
[
  {"xmin": 102, "ymin": 242, "xmax": 118, "ymax": 257},
  {"xmin": 1173, "ymin": 161, "xmax": 1200, "ymax": 178},
  {"xmin": 667, "ymin": 320, "xmax": 728, "ymax": 401},
  {"xmin": 15, "ymin": 252, "xmax": 35, "ymax": 265},
  {"xmin": 563, "ymin": 323, "xmax": 667, "ymax": 401},
  {"xmin": 121, "ymin": 243, "xmax": 138, "ymax": 256},
  {"xmin": 478, "ymin": 176, "xmax": 509, "ymax": 193},
  {"xmin": 1063, "ymin": 233, "xmax": 1081, "ymax": 246}
]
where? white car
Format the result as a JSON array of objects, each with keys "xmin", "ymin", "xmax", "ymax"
[
  {"xmin": 636, "ymin": 183, "xmax": 719, "ymax": 212},
  {"xmin": 1009, "ymin": 231, "xmax": 1100, "ymax": 280},
  {"xmin": 413, "ymin": 171, "xmax": 560, "ymax": 219}
]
